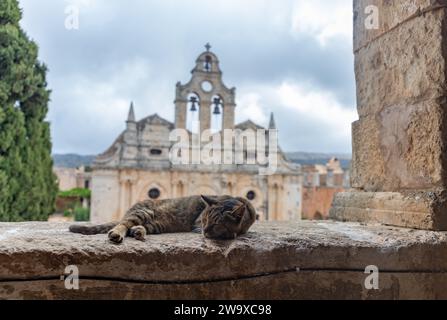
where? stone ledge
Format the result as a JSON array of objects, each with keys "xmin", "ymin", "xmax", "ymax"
[
  {"xmin": 1, "ymin": 221, "xmax": 447, "ymax": 299},
  {"xmin": 330, "ymin": 191, "xmax": 447, "ymax": 231}
]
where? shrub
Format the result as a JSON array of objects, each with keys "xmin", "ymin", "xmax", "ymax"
[
  {"xmin": 58, "ymin": 188, "xmax": 91, "ymax": 199},
  {"xmin": 74, "ymin": 206, "xmax": 90, "ymax": 222}
]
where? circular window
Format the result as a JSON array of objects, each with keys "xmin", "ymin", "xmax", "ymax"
[
  {"xmin": 246, "ymin": 191, "xmax": 256, "ymax": 201},
  {"xmin": 148, "ymin": 188, "xmax": 161, "ymax": 200},
  {"xmin": 201, "ymin": 81, "xmax": 213, "ymax": 93}
]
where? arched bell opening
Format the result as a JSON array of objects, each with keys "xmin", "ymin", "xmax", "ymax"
[
  {"xmin": 186, "ymin": 92, "xmax": 200, "ymax": 134},
  {"xmin": 210, "ymin": 94, "xmax": 224, "ymax": 134}
]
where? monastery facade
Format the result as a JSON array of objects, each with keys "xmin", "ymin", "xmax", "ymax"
[{"xmin": 90, "ymin": 46, "xmax": 302, "ymax": 223}]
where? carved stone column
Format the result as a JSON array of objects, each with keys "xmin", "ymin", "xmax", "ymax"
[{"xmin": 330, "ymin": 0, "xmax": 447, "ymax": 230}]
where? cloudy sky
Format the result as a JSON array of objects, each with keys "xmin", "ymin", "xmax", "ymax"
[{"xmin": 19, "ymin": 0, "xmax": 356, "ymax": 155}]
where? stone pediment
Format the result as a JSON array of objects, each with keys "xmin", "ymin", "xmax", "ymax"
[
  {"xmin": 94, "ymin": 133, "xmax": 124, "ymax": 164},
  {"xmin": 138, "ymin": 114, "xmax": 174, "ymax": 131},
  {"xmin": 235, "ymin": 120, "xmax": 265, "ymax": 131}
]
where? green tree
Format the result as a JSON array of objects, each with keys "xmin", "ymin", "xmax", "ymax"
[{"xmin": 0, "ymin": 0, "xmax": 57, "ymax": 221}]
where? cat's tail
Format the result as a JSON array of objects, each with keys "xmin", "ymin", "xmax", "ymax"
[{"xmin": 69, "ymin": 222, "xmax": 118, "ymax": 235}]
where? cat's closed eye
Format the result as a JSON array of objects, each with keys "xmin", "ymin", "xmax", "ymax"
[{"xmin": 204, "ymin": 224, "xmax": 229, "ymax": 239}]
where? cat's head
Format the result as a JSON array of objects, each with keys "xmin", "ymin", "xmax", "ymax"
[{"xmin": 200, "ymin": 195, "xmax": 250, "ymax": 240}]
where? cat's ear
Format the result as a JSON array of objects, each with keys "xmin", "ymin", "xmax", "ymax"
[
  {"xmin": 201, "ymin": 195, "xmax": 218, "ymax": 207},
  {"xmin": 228, "ymin": 205, "xmax": 245, "ymax": 222}
]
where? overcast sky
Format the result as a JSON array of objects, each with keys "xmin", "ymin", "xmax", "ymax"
[{"xmin": 19, "ymin": 0, "xmax": 356, "ymax": 155}]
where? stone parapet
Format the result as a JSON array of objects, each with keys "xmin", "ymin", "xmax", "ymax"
[{"xmin": 1, "ymin": 221, "xmax": 447, "ymax": 299}]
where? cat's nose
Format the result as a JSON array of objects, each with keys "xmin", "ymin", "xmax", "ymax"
[
  {"xmin": 204, "ymin": 232, "xmax": 215, "ymax": 239},
  {"xmin": 204, "ymin": 226, "xmax": 213, "ymax": 234},
  {"xmin": 203, "ymin": 229, "xmax": 213, "ymax": 239}
]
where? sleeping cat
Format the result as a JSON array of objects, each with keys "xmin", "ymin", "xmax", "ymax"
[{"xmin": 69, "ymin": 195, "xmax": 256, "ymax": 243}]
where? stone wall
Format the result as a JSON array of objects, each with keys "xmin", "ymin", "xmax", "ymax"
[
  {"xmin": 331, "ymin": 0, "xmax": 447, "ymax": 231},
  {"xmin": 1, "ymin": 221, "xmax": 447, "ymax": 299},
  {"xmin": 302, "ymin": 187, "xmax": 344, "ymax": 220},
  {"xmin": 54, "ymin": 167, "xmax": 91, "ymax": 191}
]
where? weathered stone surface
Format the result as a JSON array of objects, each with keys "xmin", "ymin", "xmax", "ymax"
[
  {"xmin": 330, "ymin": 190, "xmax": 447, "ymax": 230},
  {"xmin": 1, "ymin": 221, "xmax": 447, "ymax": 299},
  {"xmin": 334, "ymin": 1, "xmax": 447, "ymax": 230},
  {"xmin": 3, "ymin": 273, "xmax": 447, "ymax": 300},
  {"xmin": 351, "ymin": 100, "xmax": 445, "ymax": 191},
  {"xmin": 354, "ymin": 0, "xmax": 447, "ymax": 52},
  {"xmin": 352, "ymin": 2, "xmax": 447, "ymax": 191},
  {"xmin": 355, "ymin": 9, "xmax": 446, "ymax": 118}
]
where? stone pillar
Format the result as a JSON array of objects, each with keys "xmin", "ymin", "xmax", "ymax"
[
  {"xmin": 268, "ymin": 184, "xmax": 280, "ymax": 221},
  {"xmin": 118, "ymin": 180, "xmax": 127, "ymax": 220},
  {"xmin": 172, "ymin": 183, "xmax": 177, "ymax": 199},
  {"xmin": 223, "ymin": 103, "xmax": 236, "ymax": 130},
  {"xmin": 128, "ymin": 181, "xmax": 134, "ymax": 209},
  {"xmin": 199, "ymin": 99, "xmax": 211, "ymax": 134},
  {"xmin": 228, "ymin": 182, "xmax": 234, "ymax": 196},
  {"xmin": 175, "ymin": 99, "xmax": 187, "ymax": 129},
  {"xmin": 330, "ymin": 0, "xmax": 447, "ymax": 230},
  {"xmin": 178, "ymin": 182, "xmax": 184, "ymax": 197}
]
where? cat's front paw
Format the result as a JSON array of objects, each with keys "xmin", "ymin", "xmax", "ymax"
[
  {"xmin": 108, "ymin": 230, "xmax": 124, "ymax": 244},
  {"xmin": 131, "ymin": 226, "xmax": 146, "ymax": 242}
]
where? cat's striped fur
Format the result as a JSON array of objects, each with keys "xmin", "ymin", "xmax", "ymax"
[{"xmin": 69, "ymin": 195, "xmax": 256, "ymax": 243}]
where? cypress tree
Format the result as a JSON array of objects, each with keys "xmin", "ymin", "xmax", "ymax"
[{"xmin": 0, "ymin": 0, "xmax": 57, "ymax": 221}]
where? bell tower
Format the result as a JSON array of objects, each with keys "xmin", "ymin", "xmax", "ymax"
[{"xmin": 175, "ymin": 44, "xmax": 236, "ymax": 134}]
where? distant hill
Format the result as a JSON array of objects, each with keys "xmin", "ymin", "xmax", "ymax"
[
  {"xmin": 53, "ymin": 154, "xmax": 95, "ymax": 168},
  {"xmin": 285, "ymin": 152, "xmax": 352, "ymax": 169},
  {"xmin": 53, "ymin": 152, "xmax": 352, "ymax": 169}
]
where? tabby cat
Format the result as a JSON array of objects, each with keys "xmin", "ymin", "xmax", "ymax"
[{"xmin": 69, "ymin": 195, "xmax": 256, "ymax": 243}]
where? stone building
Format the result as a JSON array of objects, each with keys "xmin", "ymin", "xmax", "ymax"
[
  {"xmin": 303, "ymin": 158, "xmax": 350, "ymax": 189},
  {"xmin": 90, "ymin": 45, "xmax": 302, "ymax": 223},
  {"xmin": 54, "ymin": 167, "xmax": 92, "ymax": 191},
  {"xmin": 302, "ymin": 158, "xmax": 349, "ymax": 220}
]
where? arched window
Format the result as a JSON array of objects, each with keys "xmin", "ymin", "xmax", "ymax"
[
  {"xmin": 204, "ymin": 55, "xmax": 212, "ymax": 72},
  {"xmin": 186, "ymin": 93, "xmax": 200, "ymax": 134}
]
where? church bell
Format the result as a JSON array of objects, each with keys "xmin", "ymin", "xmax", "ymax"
[
  {"xmin": 189, "ymin": 96, "xmax": 198, "ymax": 112},
  {"xmin": 213, "ymin": 98, "xmax": 221, "ymax": 115}
]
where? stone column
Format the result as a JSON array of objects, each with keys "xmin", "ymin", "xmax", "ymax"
[
  {"xmin": 118, "ymin": 180, "xmax": 127, "ymax": 220},
  {"xmin": 228, "ymin": 182, "xmax": 234, "ymax": 196},
  {"xmin": 223, "ymin": 103, "xmax": 236, "ymax": 130},
  {"xmin": 175, "ymin": 99, "xmax": 188, "ymax": 129},
  {"xmin": 199, "ymin": 99, "xmax": 212, "ymax": 134},
  {"xmin": 330, "ymin": 0, "xmax": 447, "ymax": 230},
  {"xmin": 172, "ymin": 183, "xmax": 178, "ymax": 199},
  {"xmin": 267, "ymin": 184, "xmax": 280, "ymax": 221},
  {"xmin": 128, "ymin": 181, "xmax": 134, "ymax": 209}
]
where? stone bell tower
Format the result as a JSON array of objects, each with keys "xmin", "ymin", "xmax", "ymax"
[{"xmin": 175, "ymin": 44, "xmax": 236, "ymax": 134}]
